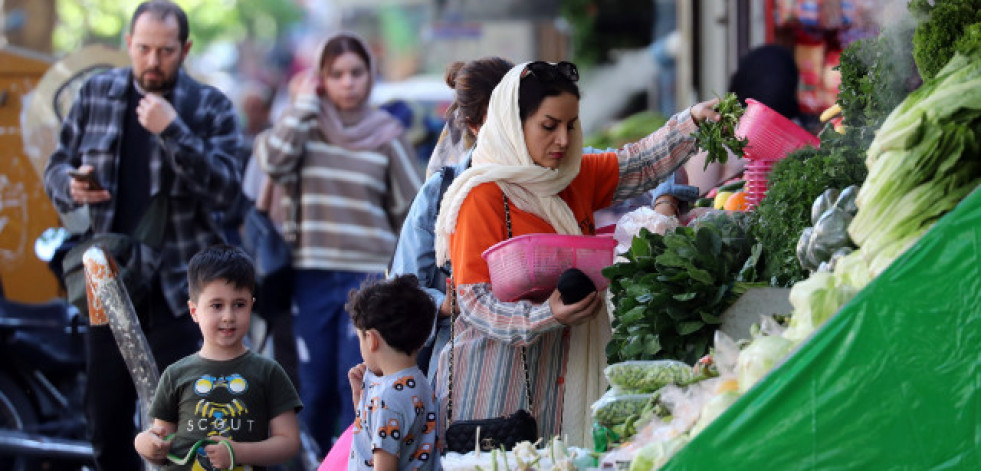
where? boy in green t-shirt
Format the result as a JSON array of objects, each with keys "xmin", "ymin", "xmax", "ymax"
[{"xmin": 134, "ymin": 244, "xmax": 302, "ymax": 470}]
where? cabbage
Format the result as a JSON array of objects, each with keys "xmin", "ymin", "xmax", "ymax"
[
  {"xmin": 690, "ymin": 390, "xmax": 741, "ymax": 437},
  {"xmin": 736, "ymin": 335, "xmax": 795, "ymax": 393},
  {"xmin": 628, "ymin": 435, "xmax": 691, "ymax": 471}
]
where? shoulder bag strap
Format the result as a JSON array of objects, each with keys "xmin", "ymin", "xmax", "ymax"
[
  {"xmin": 503, "ymin": 194, "xmax": 534, "ymax": 414},
  {"xmin": 446, "ymin": 192, "xmax": 533, "ymax": 424}
]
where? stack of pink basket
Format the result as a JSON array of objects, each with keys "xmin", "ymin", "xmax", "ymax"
[{"xmin": 735, "ymin": 99, "xmax": 821, "ymax": 208}]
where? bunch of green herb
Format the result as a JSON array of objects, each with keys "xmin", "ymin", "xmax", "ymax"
[
  {"xmin": 909, "ymin": 0, "xmax": 981, "ymax": 81},
  {"xmin": 603, "ymin": 212, "xmax": 762, "ymax": 365},
  {"xmin": 749, "ymin": 130, "xmax": 867, "ymax": 287},
  {"xmin": 691, "ymin": 92, "xmax": 748, "ymax": 169},
  {"xmin": 836, "ymin": 24, "xmax": 917, "ymax": 141}
]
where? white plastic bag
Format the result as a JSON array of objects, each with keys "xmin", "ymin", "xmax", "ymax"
[{"xmin": 614, "ymin": 206, "xmax": 680, "ymax": 254}]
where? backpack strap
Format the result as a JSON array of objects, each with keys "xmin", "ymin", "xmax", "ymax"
[{"xmin": 435, "ymin": 165, "xmax": 455, "ymax": 217}]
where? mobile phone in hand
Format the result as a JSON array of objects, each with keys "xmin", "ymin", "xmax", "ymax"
[{"xmin": 68, "ymin": 169, "xmax": 104, "ymax": 191}]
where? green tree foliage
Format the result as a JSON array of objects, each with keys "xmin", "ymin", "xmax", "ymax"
[{"xmin": 53, "ymin": 0, "xmax": 302, "ymax": 55}]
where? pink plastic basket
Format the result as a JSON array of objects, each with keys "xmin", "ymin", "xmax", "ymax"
[
  {"xmin": 736, "ymin": 99, "xmax": 820, "ymax": 161},
  {"xmin": 482, "ymin": 234, "xmax": 617, "ymax": 303}
]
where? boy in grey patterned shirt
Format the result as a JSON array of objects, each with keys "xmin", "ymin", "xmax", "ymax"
[{"xmin": 346, "ymin": 275, "xmax": 440, "ymax": 470}]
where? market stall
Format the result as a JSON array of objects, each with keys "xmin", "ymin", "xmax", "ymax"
[{"xmin": 439, "ymin": 2, "xmax": 980, "ymax": 469}]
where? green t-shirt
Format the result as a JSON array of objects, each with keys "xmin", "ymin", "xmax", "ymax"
[{"xmin": 149, "ymin": 350, "xmax": 302, "ymax": 471}]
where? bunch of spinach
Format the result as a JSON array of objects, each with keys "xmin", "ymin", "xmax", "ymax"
[
  {"xmin": 603, "ymin": 212, "xmax": 761, "ymax": 365},
  {"xmin": 691, "ymin": 92, "xmax": 748, "ymax": 168}
]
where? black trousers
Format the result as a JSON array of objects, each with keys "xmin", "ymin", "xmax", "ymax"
[{"xmin": 83, "ymin": 287, "xmax": 199, "ymax": 471}]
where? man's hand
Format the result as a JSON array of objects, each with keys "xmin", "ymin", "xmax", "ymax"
[
  {"xmin": 134, "ymin": 425, "xmax": 171, "ymax": 464},
  {"xmin": 137, "ymin": 93, "xmax": 178, "ymax": 134},
  {"xmin": 69, "ymin": 164, "xmax": 111, "ymax": 205},
  {"xmin": 549, "ymin": 290, "xmax": 603, "ymax": 326},
  {"xmin": 204, "ymin": 439, "xmax": 234, "ymax": 469}
]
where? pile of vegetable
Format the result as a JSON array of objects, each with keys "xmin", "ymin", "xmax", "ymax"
[
  {"xmin": 910, "ymin": 0, "xmax": 981, "ymax": 81},
  {"xmin": 796, "ymin": 186, "xmax": 859, "ymax": 273},
  {"xmin": 603, "ymin": 212, "xmax": 760, "ymax": 365},
  {"xmin": 690, "ymin": 92, "xmax": 748, "ymax": 168},
  {"xmin": 849, "ymin": 50, "xmax": 981, "ymax": 277},
  {"xmin": 592, "ymin": 360, "xmax": 706, "ymax": 441},
  {"xmin": 749, "ymin": 141, "xmax": 867, "ymax": 286}
]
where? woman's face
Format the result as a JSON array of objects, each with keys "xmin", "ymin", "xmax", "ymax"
[
  {"xmin": 322, "ymin": 51, "xmax": 370, "ymax": 111},
  {"xmin": 522, "ymin": 92, "xmax": 579, "ymax": 170}
]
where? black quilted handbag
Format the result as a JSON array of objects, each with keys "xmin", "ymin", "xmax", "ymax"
[
  {"xmin": 443, "ymin": 194, "xmax": 539, "ymax": 453},
  {"xmin": 444, "ymin": 409, "xmax": 538, "ymax": 453}
]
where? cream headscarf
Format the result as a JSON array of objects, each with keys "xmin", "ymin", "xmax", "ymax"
[{"xmin": 433, "ymin": 62, "xmax": 608, "ymax": 448}]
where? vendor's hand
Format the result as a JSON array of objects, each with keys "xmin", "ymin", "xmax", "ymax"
[
  {"xmin": 134, "ymin": 425, "xmax": 171, "ymax": 464},
  {"xmin": 137, "ymin": 93, "xmax": 178, "ymax": 134},
  {"xmin": 70, "ymin": 164, "xmax": 111, "ymax": 205},
  {"xmin": 690, "ymin": 98, "xmax": 722, "ymax": 124},
  {"xmin": 204, "ymin": 439, "xmax": 233, "ymax": 469},
  {"xmin": 653, "ymin": 195, "xmax": 681, "ymax": 217},
  {"xmin": 549, "ymin": 290, "xmax": 602, "ymax": 326}
]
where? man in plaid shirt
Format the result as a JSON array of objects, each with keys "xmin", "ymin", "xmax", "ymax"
[{"xmin": 42, "ymin": 1, "xmax": 241, "ymax": 469}]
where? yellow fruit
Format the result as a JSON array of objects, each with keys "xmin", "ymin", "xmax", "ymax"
[{"xmin": 713, "ymin": 191, "xmax": 733, "ymax": 210}]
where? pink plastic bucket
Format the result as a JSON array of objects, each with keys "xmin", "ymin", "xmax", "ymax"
[
  {"xmin": 482, "ymin": 234, "xmax": 617, "ymax": 303},
  {"xmin": 736, "ymin": 99, "xmax": 819, "ymax": 161}
]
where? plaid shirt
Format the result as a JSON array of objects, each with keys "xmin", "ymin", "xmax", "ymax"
[{"xmin": 44, "ymin": 67, "xmax": 242, "ymax": 317}]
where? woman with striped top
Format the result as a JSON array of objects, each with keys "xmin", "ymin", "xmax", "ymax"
[
  {"xmin": 256, "ymin": 33, "xmax": 423, "ymax": 452},
  {"xmin": 432, "ymin": 61, "xmax": 720, "ymax": 447}
]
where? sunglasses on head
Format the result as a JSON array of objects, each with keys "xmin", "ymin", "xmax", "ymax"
[{"xmin": 520, "ymin": 61, "xmax": 579, "ymax": 83}]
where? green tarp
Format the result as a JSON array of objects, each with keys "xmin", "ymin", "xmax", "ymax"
[{"xmin": 661, "ymin": 187, "xmax": 981, "ymax": 470}]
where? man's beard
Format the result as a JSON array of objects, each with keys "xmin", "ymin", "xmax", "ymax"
[{"xmin": 138, "ymin": 67, "xmax": 178, "ymax": 93}]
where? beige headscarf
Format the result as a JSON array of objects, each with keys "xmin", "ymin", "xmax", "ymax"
[{"xmin": 433, "ymin": 62, "xmax": 608, "ymax": 448}]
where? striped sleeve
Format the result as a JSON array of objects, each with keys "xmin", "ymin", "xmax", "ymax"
[
  {"xmin": 613, "ymin": 108, "xmax": 700, "ymax": 203},
  {"xmin": 456, "ymin": 282, "xmax": 565, "ymax": 345},
  {"xmin": 257, "ymin": 93, "xmax": 320, "ymax": 180},
  {"xmin": 383, "ymin": 135, "xmax": 424, "ymax": 232}
]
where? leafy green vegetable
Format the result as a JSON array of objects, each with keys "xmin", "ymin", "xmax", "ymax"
[
  {"xmin": 756, "ymin": 18, "xmax": 919, "ymax": 286},
  {"xmin": 603, "ymin": 212, "xmax": 759, "ymax": 364},
  {"xmin": 850, "ymin": 50, "xmax": 981, "ymax": 276},
  {"xmin": 909, "ymin": 0, "xmax": 981, "ymax": 81},
  {"xmin": 835, "ymin": 24, "xmax": 917, "ymax": 144},
  {"xmin": 691, "ymin": 92, "xmax": 748, "ymax": 169},
  {"xmin": 749, "ymin": 137, "xmax": 867, "ymax": 286}
]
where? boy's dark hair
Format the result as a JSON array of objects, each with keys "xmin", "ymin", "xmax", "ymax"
[
  {"xmin": 187, "ymin": 245, "xmax": 256, "ymax": 301},
  {"xmin": 131, "ymin": 0, "xmax": 190, "ymax": 44},
  {"xmin": 346, "ymin": 274, "xmax": 436, "ymax": 356}
]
